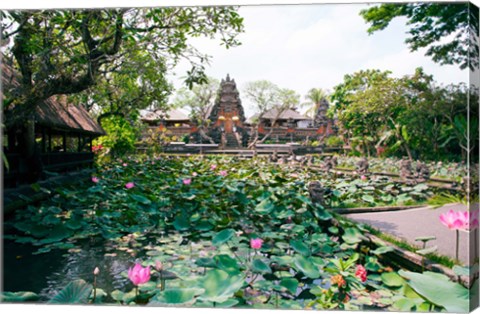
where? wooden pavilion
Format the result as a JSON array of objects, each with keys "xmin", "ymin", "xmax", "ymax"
[{"xmin": 2, "ymin": 62, "xmax": 105, "ymax": 187}]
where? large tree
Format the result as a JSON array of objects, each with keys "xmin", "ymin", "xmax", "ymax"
[
  {"xmin": 331, "ymin": 68, "xmax": 470, "ymax": 161},
  {"xmin": 360, "ymin": 2, "xmax": 479, "ymax": 70},
  {"xmin": 1, "ymin": 7, "xmax": 244, "ymax": 124},
  {"xmin": 302, "ymin": 88, "xmax": 329, "ymax": 119},
  {"xmin": 243, "ymin": 80, "xmax": 300, "ymax": 148}
]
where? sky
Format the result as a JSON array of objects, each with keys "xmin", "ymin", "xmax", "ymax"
[
  {"xmin": 0, "ymin": 0, "xmax": 477, "ymax": 119},
  {"xmin": 166, "ymin": 1, "xmax": 473, "ymax": 117}
]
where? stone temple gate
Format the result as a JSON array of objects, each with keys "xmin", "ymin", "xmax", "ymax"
[{"xmin": 207, "ymin": 74, "xmax": 248, "ymax": 147}]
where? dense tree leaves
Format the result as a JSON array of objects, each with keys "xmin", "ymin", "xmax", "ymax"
[
  {"xmin": 360, "ymin": 2, "xmax": 479, "ymax": 70},
  {"xmin": 330, "ymin": 68, "xmax": 470, "ymax": 161},
  {"xmin": 1, "ymin": 7, "xmax": 244, "ymax": 123}
]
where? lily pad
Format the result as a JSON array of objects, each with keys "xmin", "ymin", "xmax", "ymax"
[
  {"xmin": 196, "ymin": 269, "xmax": 245, "ymax": 303},
  {"xmin": 398, "ymin": 270, "xmax": 469, "ymax": 313},
  {"xmin": 49, "ymin": 279, "xmax": 93, "ymax": 304},
  {"xmin": 212, "ymin": 229, "xmax": 235, "ymax": 246},
  {"xmin": 290, "ymin": 239, "xmax": 310, "ymax": 256},
  {"xmin": 148, "ymin": 288, "xmax": 204, "ymax": 306},
  {"xmin": 0, "ymin": 291, "xmax": 39, "ymax": 302},
  {"xmin": 252, "ymin": 259, "xmax": 272, "ymax": 274},
  {"xmin": 293, "ymin": 255, "xmax": 320, "ymax": 279}
]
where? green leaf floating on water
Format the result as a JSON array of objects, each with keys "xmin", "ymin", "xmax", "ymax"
[
  {"xmin": 212, "ymin": 228, "xmax": 235, "ymax": 246},
  {"xmin": 342, "ymin": 227, "xmax": 366, "ymax": 245},
  {"xmin": 196, "ymin": 269, "xmax": 245, "ymax": 303},
  {"xmin": 392, "ymin": 298, "xmax": 416, "ymax": 311},
  {"xmin": 49, "ymin": 279, "xmax": 93, "ymax": 304},
  {"xmin": 398, "ymin": 270, "xmax": 470, "ymax": 313},
  {"xmin": 381, "ymin": 272, "xmax": 404, "ymax": 287},
  {"xmin": 0, "ymin": 291, "xmax": 39, "ymax": 302},
  {"xmin": 290, "ymin": 239, "xmax": 310, "ymax": 256},
  {"xmin": 148, "ymin": 288, "xmax": 204, "ymax": 306},
  {"xmin": 371, "ymin": 245, "xmax": 394, "ymax": 255},
  {"xmin": 255, "ymin": 198, "xmax": 274, "ymax": 214},
  {"xmin": 252, "ymin": 259, "xmax": 272, "ymax": 274},
  {"xmin": 130, "ymin": 194, "xmax": 151, "ymax": 205},
  {"xmin": 173, "ymin": 215, "xmax": 190, "ymax": 231},
  {"xmin": 280, "ymin": 277, "xmax": 299, "ymax": 294},
  {"xmin": 293, "ymin": 255, "xmax": 320, "ymax": 279}
]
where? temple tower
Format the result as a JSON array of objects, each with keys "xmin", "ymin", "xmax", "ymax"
[{"xmin": 208, "ymin": 74, "xmax": 246, "ymax": 134}]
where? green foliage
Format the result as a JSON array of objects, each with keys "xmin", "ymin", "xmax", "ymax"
[
  {"xmin": 48, "ymin": 280, "xmax": 93, "ymax": 304},
  {"xmin": 325, "ymin": 136, "xmax": 344, "ymax": 147},
  {"xmin": 94, "ymin": 115, "xmax": 139, "ymax": 156},
  {"xmin": 331, "ymin": 68, "xmax": 469, "ymax": 161},
  {"xmin": 1, "ymin": 7, "xmax": 244, "ymax": 124},
  {"xmin": 3, "ymin": 154, "xmax": 469, "ymax": 309},
  {"xmin": 360, "ymin": 3, "xmax": 478, "ymax": 70},
  {"xmin": 398, "ymin": 270, "xmax": 470, "ymax": 312}
]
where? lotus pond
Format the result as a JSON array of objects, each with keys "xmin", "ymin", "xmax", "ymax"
[{"xmin": 2, "ymin": 155, "xmax": 473, "ymax": 311}]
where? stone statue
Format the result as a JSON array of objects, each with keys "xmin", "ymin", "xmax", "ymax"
[
  {"xmin": 356, "ymin": 157, "xmax": 369, "ymax": 174},
  {"xmin": 399, "ymin": 157, "xmax": 414, "ymax": 183},
  {"xmin": 269, "ymin": 150, "xmax": 278, "ymax": 163},
  {"xmin": 415, "ymin": 161, "xmax": 430, "ymax": 182},
  {"xmin": 308, "ymin": 181, "xmax": 330, "ymax": 206},
  {"xmin": 321, "ymin": 156, "xmax": 337, "ymax": 172}
]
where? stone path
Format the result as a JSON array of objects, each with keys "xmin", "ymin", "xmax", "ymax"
[{"xmin": 346, "ymin": 203, "xmax": 477, "ymax": 265}]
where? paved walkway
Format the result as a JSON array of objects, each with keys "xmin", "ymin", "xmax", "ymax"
[{"xmin": 346, "ymin": 203, "xmax": 477, "ymax": 265}]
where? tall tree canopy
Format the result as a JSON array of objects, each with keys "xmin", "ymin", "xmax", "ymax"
[
  {"xmin": 243, "ymin": 80, "xmax": 300, "ymax": 147},
  {"xmin": 303, "ymin": 88, "xmax": 329, "ymax": 118},
  {"xmin": 360, "ymin": 2, "xmax": 479, "ymax": 70},
  {"xmin": 331, "ymin": 68, "xmax": 472, "ymax": 161},
  {"xmin": 1, "ymin": 7, "xmax": 244, "ymax": 124},
  {"xmin": 172, "ymin": 77, "xmax": 220, "ymax": 127}
]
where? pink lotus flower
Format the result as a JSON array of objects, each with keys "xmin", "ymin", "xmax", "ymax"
[
  {"xmin": 91, "ymin": 177, "xmax": 99, "ymax": 183},
  {"xmin": 123, "ymin": 163, "xmax": 128, "ymax": 167},
  {"xmin": 219, "ymin": 170, "xmax": 228, "ymax": 176},
  {"xmin": 360, "ymin": 175, "xmax": 367, "ymax": 181},
  {"xmin": 250, "ymin": 238, "xmax": 263, "ymax": 250},
  {"xmin": 355, "ymin": 264, "xmax": 367, "ymax": 282},
  {"xmin": 125, "ymin": 182, "xmax": 135, "ymax": 189},
  {"xmin": 439, "ymin": 210, "xmax": 468, "ymax": 230},
  {"xmin": 210, "ymin": 164, "xmax": 217, "ymax": 170},
  {"xmin": 183, "ymin": 178, "xmax": 192, "ymax": 185},
  {"xmin": 192, "ymin": 172, "xmax": 198, "ymax": 177},
  {"xmin": 128, "ymin": 263, "xmax": 151, "ymax": 286}
]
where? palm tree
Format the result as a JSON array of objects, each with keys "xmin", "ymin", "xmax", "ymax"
[{"xmin": 303, "ymin": 88, "xmax": 329, "ymax": 119}]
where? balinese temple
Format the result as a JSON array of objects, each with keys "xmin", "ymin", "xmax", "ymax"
[
  {"xmin": 206, "ymin": 74, "xmax": 247, "ymax": 147},
  {"xmin": 139, "ymin": 74, "xmax": 336, "ymax": 147}
]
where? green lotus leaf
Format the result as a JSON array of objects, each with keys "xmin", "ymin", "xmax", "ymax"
[
  {"xmin": 290, "ymin": 239, "xmax": 310, "ymax": 256},
  {"xmin": 293, "ymin": 255, "xmax": 320, "ymax": 279},
  {"xmin": 371, "ymin": 245, "xmax": 394, "ymax": 255},
  {"xmin": 196, "ymin": 269, "xmax": 245, "ymax": 303},
  {"xmin": 342, "ymin": 227, "xmax": 366, "ymax": 245},
  {"xmin": 255, "ymin": 198, "xmax": 274, "ymax": 214},
  {"xmin": 148, "ymin": 288, "xmax": 204, "ymax": 306},
  {"xmin": 392, "ymin": 298, "xmax": 416, "ymax": 311},
  {"xmin": 49, "ymin": 279, "xmax": 93, "ymax": 304},
  {"xmin": 398, "ymin": 270, "xmax": 469, "ymax": 313},
  {"xmin": 280, "ymin": 277, "xmax": 299, "ymax": 294},
  {"xmin": 381, "ymin": 272, "xmax": 404, "ymax": 288},
  {"xmin": 252, "ymin": 259, "xmax": 272, "ymax": 274},
  {"xmin": 212, "ymin": 229, "xmax": 235, "ymax": 246},
  {"xmin": 0, "ymin": 291, "xmax": 39, "ymax": 302}
]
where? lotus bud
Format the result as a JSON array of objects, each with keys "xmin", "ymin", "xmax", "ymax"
[{"xmin": 94, "ymin": 267, "xmax": 100, "ymax": 276}]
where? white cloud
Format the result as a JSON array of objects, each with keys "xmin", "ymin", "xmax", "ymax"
[{"xmin": 168, "ymin": 3, "xmax": 468, "ymax": 117}]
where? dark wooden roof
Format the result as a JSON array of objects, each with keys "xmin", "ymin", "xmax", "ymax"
[{"xmin": 1, "ymin": 61, "xmax": 105, "ymax": 136}]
